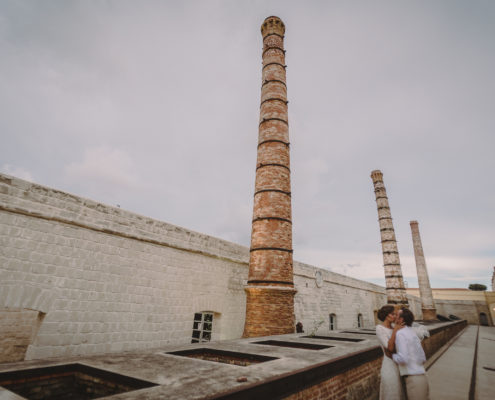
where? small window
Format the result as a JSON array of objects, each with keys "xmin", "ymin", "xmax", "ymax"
[
  {"xmin": 357, "ymin": 313, "xmax": 363, "ymax": 328},
  {"xmin": 329, "ymin": 314, "xmax": 337, "ymax": 330},
  {"xmin": 191, "ymin": 312, "xmax": 214, "ymax": 343}
]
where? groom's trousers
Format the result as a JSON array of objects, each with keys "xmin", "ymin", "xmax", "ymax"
[{"xmin": 404, "ymin": 374, "xmax": 430, "ymax": 400}]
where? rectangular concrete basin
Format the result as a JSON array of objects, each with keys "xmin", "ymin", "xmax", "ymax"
[
  {"xmin": 166, "ymin": 348, "xmax": 277, "ymax": 367},
  {"xmin": 300, "ymin": 335, "xmax": 365, "ymax": 343},
  {"xmin": 253, "ymin": 340, "xmax": 333, "ymax": 350},
  {"xmin": 0, "ymin": 363, "xmax": 157, "ymax": 400}
]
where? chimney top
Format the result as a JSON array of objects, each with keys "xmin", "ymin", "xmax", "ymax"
[
  {"xmin": 370, "ymin": 170, "xmax": 383, "ymax": 182},
  {"xmin": 261, "ymin": 16, "xmax": 285, "ymax": 37}
]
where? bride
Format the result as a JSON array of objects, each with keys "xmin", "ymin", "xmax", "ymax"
[{"xmin": 376, "ymin": 305, "xmax": 405, "ymax": 400}]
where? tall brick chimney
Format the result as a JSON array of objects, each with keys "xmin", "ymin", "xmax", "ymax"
[
  {"xmin": 370, "ymin": 170, "xmax": 408, "ymax": 306},
  {"xmin": 243, "ymin": 16, "xmax": 296, "ymax": 338},
  {"xmin": 410, "ymin": 220, "xmax": 437, "ymax": 320}
]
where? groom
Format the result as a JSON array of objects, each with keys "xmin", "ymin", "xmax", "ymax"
[{"xmin": 392, "ymin": 308, "xmax": 430, "ymax": 400}]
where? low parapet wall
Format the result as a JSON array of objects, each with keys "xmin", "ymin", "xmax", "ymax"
[
  {"xmin": 210, "ymin": 347, "xmax": 383, "ymax": 400},
  {"xmin": 208, "ymin": 321, "xmax": 468, "ymax": 400},
  {"xmin": 0, "ymin": 321, "xmax": 468, "ymax": 400},
  {"xmin": 283, "ymin": 321, "xmax": 467, "ymax": 400},
  {"xmin": 422, "ymin": 319, "xmax": 467, "ymax": 359}
]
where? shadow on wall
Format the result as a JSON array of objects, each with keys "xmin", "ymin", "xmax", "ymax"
[
  {"xmin": 0, "ymin": 282, "xmax": 55, "ymax": 362},
  {"xmin": 0, "ymin": 309, "xmax": 46, "ymax": 363}
]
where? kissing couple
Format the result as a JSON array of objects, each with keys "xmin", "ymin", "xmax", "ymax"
[{"xmin": 376, "ymin": 305, "xmax": 430, "ymax": 400}]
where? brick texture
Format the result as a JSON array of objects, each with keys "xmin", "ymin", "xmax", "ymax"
[
  {"xmin": 283, "ymin": 358, "xmax": 382, "ymax": 400},
  {"xmin": 422, "ymin": 320, "xmax": 466, "ymax": 358},
  {"xmin": 243, "ymin": 16, "xmax": 296, "ymax": 338},
  {"xmin": 281, "ymin": 322, "xmax": 466, "ymax": 400},
  {"xmin": 370, "ymin": 170, "xmax": 408, "ymax": 306}
]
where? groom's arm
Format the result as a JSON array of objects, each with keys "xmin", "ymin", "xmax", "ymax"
[{"xmin": 392, "ymin": 331, "xmax": 409, "ymax": 365}]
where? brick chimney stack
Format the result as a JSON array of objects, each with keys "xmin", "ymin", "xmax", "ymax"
[
  {"xmin": 410, "ymin": 220, "xmax": 437, "ymax": 320},
  {"xmin": 370, "ymin": 170, "xmax": 408, "ymax": 306},
  {"xmin": 243, "ymin": 16, "xmax": 296, "ymax": 338}
]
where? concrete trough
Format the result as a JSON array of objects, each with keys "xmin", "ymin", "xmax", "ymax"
[
  {"xmin": 0, "ymin": 320, "xmax": 467, "ymax": 399},
  {"xmin": 0, "ymin": 363, "xmax": 157, "ymax": 400},
  {"xmin": 252, "ymin": 340, "xmax": 333, "ymax": 350},
  {"xmin": 166, "ymin": 348, "xmax": 277, "ymax": 367},
  {"xmin": 300, "ymin": 335, "xmax": 365, "ymax": 343}
]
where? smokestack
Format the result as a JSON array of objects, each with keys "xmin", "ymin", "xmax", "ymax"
[
  {"xmin": 370, "ymin": 170, "xmax": 408, "ymax": 306},
  {"xmin": 410, "ymin": 220, "xmax": 437, "ymax": 320},
  {"xmin": 243, "ymin": 16, "xmax": 296, "ymax": 338}
]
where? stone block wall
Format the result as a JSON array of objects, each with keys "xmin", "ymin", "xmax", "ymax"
[
  {"xmin": 0, "ymin": 173, "xmax": 424, "ymax": 361},
  {"xmin": 294, "ymin": 263, "xmax": 388, "ymax": 332},
  {"xmin": 0, "ymin": 174, "xmax": 248, "ymax": 360}
]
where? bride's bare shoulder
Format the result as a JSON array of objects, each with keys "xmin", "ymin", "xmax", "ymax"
[{"xmin": 376, "ymin": 324, "xmax": 390, "ymax": 331}]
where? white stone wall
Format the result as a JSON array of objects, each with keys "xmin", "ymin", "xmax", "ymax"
[
  {"xmin": 0, "ymin": 173, "xmax": 420, "ymax": 360},
  {"xmin": 0, "ymin": 174, "xmax": 249, "ymax": 360},
  {"xmin": 435, "ymin": 300, "xmax": 492, "ymax": 325},
  {"xmin": 294, "ymin": 262, "xmax": 387, "ymax": 333}
]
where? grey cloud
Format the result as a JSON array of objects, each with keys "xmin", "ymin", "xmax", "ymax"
[{"xmin": 0, "ymin": 0, "xmax": 493, "ymax": 289}]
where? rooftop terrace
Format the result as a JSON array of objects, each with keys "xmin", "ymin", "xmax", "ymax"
[{"xmin": 0, "ymin": 321, "xmax": 467, "ymax": 400}]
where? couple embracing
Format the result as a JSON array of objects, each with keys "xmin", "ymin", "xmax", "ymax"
[{"xmin": 376, "ymin": 305, "xmax": 430, "ymax": 400}]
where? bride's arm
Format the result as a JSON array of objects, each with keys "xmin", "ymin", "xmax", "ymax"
[
  {"xmin": 376, "ymin": 326, "xmax": 394, "ymax": 358},
  {"xmin": 386, "ymin": 322, "xmax": 405, "ymax": 353}
]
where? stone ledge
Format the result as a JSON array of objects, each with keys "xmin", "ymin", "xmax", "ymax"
[
  {"xmin": 0, "ymin": 173, "xmax": 249, "ymax": 265},
  {"xmin": 0, "ymin": 321, "xmax": 465, "ymax": 400}
]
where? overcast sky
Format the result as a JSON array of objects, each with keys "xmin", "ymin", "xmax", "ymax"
[{"xmin": 1, "ymin": 0, "xmax": 494, "ymax": 289}]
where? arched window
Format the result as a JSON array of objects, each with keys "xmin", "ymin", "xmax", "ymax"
[
  {"xmin": 191, "ymin": 312, "xmax": 214, "ymax": 343},
  {"xmin": 329, "ymin": 314, "xmax": 337, "ymax": 330},
  {"xmin": 357, "ymin": 313, "xmax": 363, "ymax": 328}
]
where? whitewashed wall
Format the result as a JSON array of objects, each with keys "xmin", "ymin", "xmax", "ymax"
[{"xmin": 1, "ymin": 174, "xmax": 420, "ymax": 361}]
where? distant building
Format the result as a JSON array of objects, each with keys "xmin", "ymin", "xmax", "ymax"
[{"xmin": 406, "ymin": 288, "xmax": 495, "ymax": 326}]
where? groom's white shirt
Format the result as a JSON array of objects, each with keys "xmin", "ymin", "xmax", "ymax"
[{"xmin": 392, "ymin": 326, "xmax": 426, "ymax": 376}]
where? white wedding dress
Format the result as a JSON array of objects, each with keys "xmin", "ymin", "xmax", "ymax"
[{"xmin": 376, "ymin": 324, "xmax": 406, "ymax": 400}]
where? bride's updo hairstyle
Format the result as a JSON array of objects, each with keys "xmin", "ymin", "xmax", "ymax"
[{"xmin": 377, "ymin": 305, "xmax": 395, "ymax": 322}]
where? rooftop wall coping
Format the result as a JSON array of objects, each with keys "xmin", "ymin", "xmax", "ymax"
[
  {"xmin": 0, "ymin": 173, "xmax": 248, "ymax": 265},
  {"xmin": 0, "ymin": 321, "xmax": 465, "ymax": 400}
]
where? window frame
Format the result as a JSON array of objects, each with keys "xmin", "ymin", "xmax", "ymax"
[{"xmin": 191, "ymin": 312, "xmax": 214, "ymax": 343}]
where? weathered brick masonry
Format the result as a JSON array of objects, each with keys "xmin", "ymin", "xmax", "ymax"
[
  {"xmin": 283, "ymin": 357, "xmax": 382, "ymax": 400},
  {"xmin": 243, "ymin": 16, "xmax": 296, "ymax": 337},
  {"xmin": 370, "ymin": 170, "xmax": 408, "ymax": 306},
  {"xmin": 280, "ymin": 321, "xmax": 467, "ymax": 400},
  {"xmin": 421, "ymin": 319, "xmax": 466, "ymax": 359}
]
